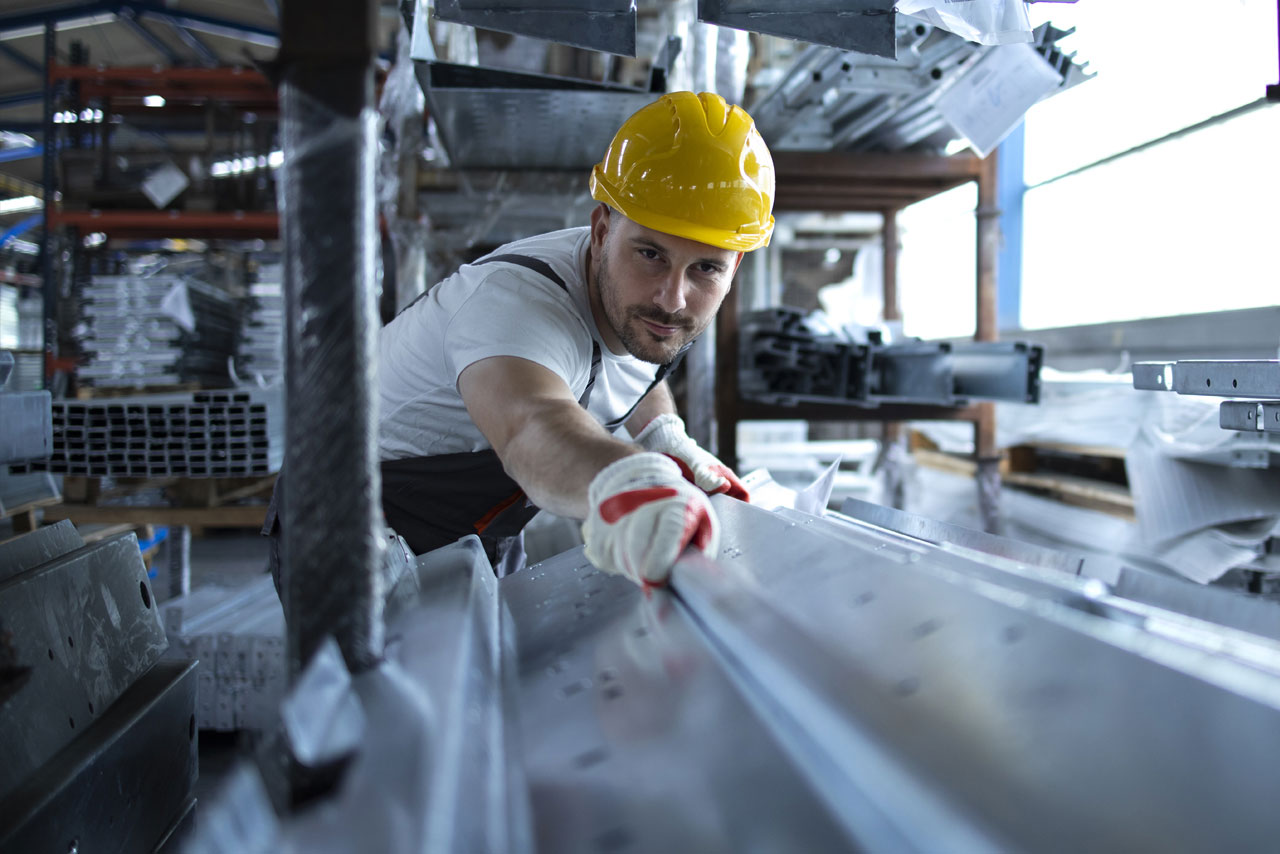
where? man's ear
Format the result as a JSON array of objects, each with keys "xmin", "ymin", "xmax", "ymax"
[{"xmin": 589, "ymin": 203, "xmax": 611, "ymax": 252}]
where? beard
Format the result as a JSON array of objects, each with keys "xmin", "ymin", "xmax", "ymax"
[{"xmin": 595, "ymin": 250, "xmax": 706, "ymax": 366}]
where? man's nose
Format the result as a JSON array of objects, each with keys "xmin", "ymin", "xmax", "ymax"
[{"xmin": 653, "ymin": 271, "xmax": 687, "ymax": 314}]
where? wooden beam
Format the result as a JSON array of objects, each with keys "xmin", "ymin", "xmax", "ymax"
[{"xmin": 42, "ymin": 504, "xmax": 267, "ymax": 528}]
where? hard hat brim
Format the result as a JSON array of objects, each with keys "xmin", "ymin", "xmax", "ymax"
[{"xmin": 591, "ymin": 167, "xmax": 774, "ymax": 254}]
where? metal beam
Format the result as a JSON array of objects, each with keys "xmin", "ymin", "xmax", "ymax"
[
  {"xmin": 0, "ymin": 2, "xmax": 118, "ymax": 40},
  {"xmin": 0, "ymin": 144, "xmax": 41, "ymax": 163},
  {"xmin": 117, "ymin": 9, "xmax": 181, "ymax": 66},
  {"xmin": 0, "ymin": 91, "xmax": 42, "ymax": 110},
  {"xmin": 123, "ymin": 1, "xmax": 279, "ymax": 47},
  {"xmin": 154, "ymin": 15, "xmax": 220, "ymax": 66},
  {"xmin": 996, "ymin": 122, "xmax": 1024, "ymax": 332},
  {"xmin": 279, "ymin": 0, "xmax": 384, "ymax": 676},
  {"xmin": 0, "ymin": 41, "xmax": 40, "ymax": 75},
  {"xmin": 40, "ymin": 19, "xmax": 56, "ymax": 384}
]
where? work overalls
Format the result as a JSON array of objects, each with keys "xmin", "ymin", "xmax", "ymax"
[{"xmin": 263, "ymin": 253, "xmax": 685, "ymax": 584}]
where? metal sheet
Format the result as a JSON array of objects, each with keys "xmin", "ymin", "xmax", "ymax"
[
  {"xmin": 0, "ymin": 349, "xmax": 12, "ymax": 388},
  {"xmin": 0, "ymin": 389, "xmax": 52, "ymax": 464},
  {"xmin": 433, "ymin": 0, "xmax": 636, "ymax": 56},
  {"xmin": 503, "ymin": 548, "xmax": 859, "ymax": 852},
  {"xmin": 0, "ymin": 519, "xmax": 83, "ymax": 583},
  {"xmin": 385, "ymin": 536, "xmax": 532, "ymax": 854},
  {"xmin": 950, "ymin": 341, "xmax": 1043, "ymax": 403},
  {"xmin": 417, "ymin": 62, "xmax": 655, "ymax": 170},
  {"xmin": 839, "ymin": 495, "xmax": 1088, "ymax": 576},
  {"xmin": 699, "ymin": 0, "xmax": 896, "ymax": 59},
  {"xmin": 0, "ymin": 660, "xmax": 199, "ymax": 854},
  {"xmin": 684, "ymin": 497, "xmax": 1280, "ymax": 851},
  {"xmin": 0, "ymin": 533, "xmax": 169, "ymax": 801}
]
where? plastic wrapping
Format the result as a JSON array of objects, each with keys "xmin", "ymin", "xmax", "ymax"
[
  {"xmin": 278, "ymin": 73, "xmax": 387, "ymax": 673},
  {"xmin": 898, "ymin": 0, "xmax": 1033, "ymax": 45},
  {"xmin": 378, "ymin": 28, "xmax": 432, "ymax": 313}
]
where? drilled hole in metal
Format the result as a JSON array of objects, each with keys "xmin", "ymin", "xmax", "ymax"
[{"xmin": 140, "ymin": 581, "xmax": 152, "ymax": 609}]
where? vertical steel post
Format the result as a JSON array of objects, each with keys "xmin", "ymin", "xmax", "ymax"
[
  {"xmin": 40, "ymin": 19, "xmax": 55, "ymax": 387},
  {"xmin": 880, "ymin": 207, "xmax": 906, "ymax": 509},
  {"xmin": 278, "ymin": 0, "xmax": 385, "ymax": 676},
  {"xmin": 975, "ymin": 152, "xmax": 1001, "ymax": 534}
]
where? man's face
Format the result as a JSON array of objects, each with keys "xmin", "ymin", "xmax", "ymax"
[{"xmin": 589, "ymin": 207, "xmax": 742, "ymax": 365}]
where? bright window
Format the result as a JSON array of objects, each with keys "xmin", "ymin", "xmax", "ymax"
[
  {"xmin": 1019, "ymin": 0, "xmax": 1280, "ymax": 328},
  {"xmin": 898, "ymin": 182, "xmax": 977, "ymax": 340}
]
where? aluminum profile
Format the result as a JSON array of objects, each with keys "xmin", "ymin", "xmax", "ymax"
[
  {"xmin": 0, "ymin": 389, "xmax": 52, "ymax": 465},
  {"xmin": 161, "ymin": 576, "xmax": 286, "ymax": 732},
  {"xmin": 0, "ymin": 660, "xmax": 198, "ymax": 854},
  {"xmin": 739, "ymin": 307, "xmax": 1042, "ymax": 407},
  {"xmin": 0, "ymin": 519, "xmax": 83, "ymax": 583},
  {"xmin": 0, "ymin": 532, "xmax": 168, "ymax": 802},
  {"xmin": 749, "ymin": 21, "xmax": 1090, "ymax": 155},
  {"xmin": 26, "ymin": 387, "xmax": 284, "ymax": 478}
]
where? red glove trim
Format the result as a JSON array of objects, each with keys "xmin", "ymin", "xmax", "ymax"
[
  {"xmin": 680, "ymin": 501, "xmax": 714, "ymax": 552},
  {"xmin": 662, "ymin": 453, "xmax": 697, "ymax": 485},
  {"xmin": 709, "ymin": 465, "xmax": 750, "ymax": 502},
  {"xmin": 599, "ymin": 486, "xmax": 680, "ymax": 523}
]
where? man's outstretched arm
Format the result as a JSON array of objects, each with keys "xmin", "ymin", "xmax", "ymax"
[{"xmin": 458, "ymin": 355, "xmax": 719, "ymax": 584}]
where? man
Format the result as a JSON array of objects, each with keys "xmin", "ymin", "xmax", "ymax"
[{"xmin": 377, "ymin": 90, "xmax": 775, "ymax": 585}]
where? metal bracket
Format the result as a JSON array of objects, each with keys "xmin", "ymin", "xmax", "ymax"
[{"xmin": 1133, "ymin": 360, "xmax": 1280, "ymax": 399}]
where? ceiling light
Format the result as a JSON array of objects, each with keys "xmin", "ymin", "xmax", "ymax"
[{"xmin": 143, "ymin": 95, "xmax": 166, "ymax": 108}]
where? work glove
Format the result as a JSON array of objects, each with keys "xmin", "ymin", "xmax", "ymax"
[
  {"xmin": 633, "ymin": 413, "xmax": 750, "ymax": 501},
  {"xmin": 582, "ymin": 453, "xmax": 719, "ymax": 586}
]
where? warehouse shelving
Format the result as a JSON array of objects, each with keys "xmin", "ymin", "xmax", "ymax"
[{"xmin": 713, "ymin": 149, "xmax": 1000, "ymax": 521}]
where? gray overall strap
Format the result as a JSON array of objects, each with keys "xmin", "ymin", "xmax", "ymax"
[
  {"xmin": 474, "ymin": 253, "xmax": 692, "ymax": 432},
  {"xmin": 472, "ymin": 253, "xmax": 602, "ymax": 410}
]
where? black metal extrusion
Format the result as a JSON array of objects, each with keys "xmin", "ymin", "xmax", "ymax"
[{"xmin": 278, "ymin": 0, "xmax": 386, "ymax": 676}]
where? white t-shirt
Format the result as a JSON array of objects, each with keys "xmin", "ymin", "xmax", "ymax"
[{"xmin": 378, "ymin": 227, "xmax": 659, "ymax": 461}]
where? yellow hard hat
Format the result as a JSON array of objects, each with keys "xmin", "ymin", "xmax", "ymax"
[{"xmin": 590, "ymin": 91, "xmax": 775, "ymax": 253}]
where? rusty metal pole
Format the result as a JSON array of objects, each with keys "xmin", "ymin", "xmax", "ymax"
[
  {"xmin": 975, "ymin": 151, "xmax": 1001, "ymax": 534},
  {"xmin": 278, "ymin": 0, "xmax": 386, "ymax": 676},
  {"xmin": 881, "ymin": 207, "xmax": 907, "ymax": 509}
]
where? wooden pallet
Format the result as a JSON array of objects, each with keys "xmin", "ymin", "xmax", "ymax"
[
  {"xmin": 50, "ymin": 474, "xmax": 276, "ymax": 536},
  {"xmin": 911, "ymin": 445, "xmax": 1135, "ymax": 520},
  {"xmin": 74, "ymin": 382, "xmax": 205, "ymax": 400}
]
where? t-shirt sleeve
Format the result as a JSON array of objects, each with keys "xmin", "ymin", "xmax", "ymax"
[{"xmin": 443, "ymin": 269, "xmax": 592, "ymax": 394}]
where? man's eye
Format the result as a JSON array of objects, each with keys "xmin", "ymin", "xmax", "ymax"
[{"xmin": 639, "ymin": 248, "xmax": 659, "ymax": 260}]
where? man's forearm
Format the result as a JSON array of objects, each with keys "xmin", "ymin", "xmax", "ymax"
[{"xmin": 501, "ymin": 400, "xmax": 642, "ymax": 519}]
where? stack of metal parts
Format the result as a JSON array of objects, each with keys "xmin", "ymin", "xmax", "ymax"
[
  {"xmin": 161, "ymin": 575, "xmax": 286, "ymax": 733},
  {"xmin": 749, "ymin": 22, "xmax": 1090, "ymax": 154},
  {"xmin": 11, "ymin": 387, "xmax": 284, "ymax": 478},
  {"xmin": 0, "ymin": 521, "xmax": 198, "ymax": 852},
  {"xmin": 236, "ymin": 265, "xmax": 285, "ymax": 384},
  {"xmin": 740, "ymin": 306, "xmax": 1043, "ymax": 407},
  {"xmin": 0, "ymin": 349, "xmax": 51, "ymax": 467},
  {"xmin": 1135, "ymin": 359, "xmax": 1280, "ymax": 436},
  {"xmin": 190, "ymin": 496, "xmax": 1280, "ymax": 851},
  {"xmin": 0, "ymin": 348, "xmax": 59, "ymax": 513},
  {"xmin": 76, "ymin": 273, "xmax": 241, "ymax": 389}
]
